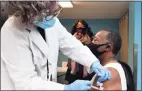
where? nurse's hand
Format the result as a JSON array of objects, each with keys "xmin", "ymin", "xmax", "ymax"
[
  {"xmin": 91, "ymin": 61, "xmax": 111, "ymax": 85},
  {"xmin": 64, "ymin": 80, "xmax": 91, "ymax": 90}
]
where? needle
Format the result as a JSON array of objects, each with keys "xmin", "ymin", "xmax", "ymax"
[{"xmin": 91, "ymin": 85, "xmax": 104, "ymax": 90}]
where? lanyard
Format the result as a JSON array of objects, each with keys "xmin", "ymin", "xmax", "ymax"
[{"xmin": 36, "ymin": 27, "xmax": 52, "ymax": 81}]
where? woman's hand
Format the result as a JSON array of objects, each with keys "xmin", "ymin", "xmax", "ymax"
[
  {"xmin": 80, "ymin": 34, "xmax": 91, "ymax": 44},
  {"xmin": 73, "ymin": 32, "xmax": 83, "ymax": 40}
]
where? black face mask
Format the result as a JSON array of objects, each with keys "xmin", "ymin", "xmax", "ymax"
[{"xmin": 86, "ymin": 43, "xmax": 108, "ymax": 58}]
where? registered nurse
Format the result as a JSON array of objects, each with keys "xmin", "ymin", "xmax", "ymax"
[{"xmin": 1, "ymin": 1, "xmax": 111, "ymax": 90}]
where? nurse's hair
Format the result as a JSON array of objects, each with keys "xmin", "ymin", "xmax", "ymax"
[{"xmin": 5, "ymin": 1, "xmax": 57, "ymax": 23}]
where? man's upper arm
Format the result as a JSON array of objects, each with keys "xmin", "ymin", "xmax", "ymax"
[
  {"xmin": 103, "ymin": 67, "xmax": 121, "ymax": 90},
  {"xmin": 91, "ymin": 67, "xmax": 121, "ymax": 90}
]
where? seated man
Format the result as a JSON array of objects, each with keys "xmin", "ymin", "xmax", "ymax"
[{"xmin": 87, "ymin": 29, "xmax": 135, "ymax": 90}]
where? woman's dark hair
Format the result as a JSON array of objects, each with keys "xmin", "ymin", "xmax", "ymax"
[
  {"xmin": 71, "ymin": 20, "xmax": 94, "ymax": 38},
  {"xmin": 5, "ymin": 1, "xmax": 57, "ymax": 23},
  {"xmin": 118, "ymin": 61, "xmax": 136, "ymax": 91}
]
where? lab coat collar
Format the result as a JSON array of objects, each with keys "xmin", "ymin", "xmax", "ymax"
[
  {"xmin": 8, "ymin": 16, "xmax": 49, "ymax": 58},
  {"xmin": 27, "ymin": 25, "xmax": 49, "ymax": 58}
]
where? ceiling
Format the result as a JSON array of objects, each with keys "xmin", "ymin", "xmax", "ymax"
[{"xmin": 58, "ymin": 2, "xmax": 129, "ymax": 19}]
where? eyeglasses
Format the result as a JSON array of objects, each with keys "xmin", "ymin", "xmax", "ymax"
[{"xmin": 45, "ymin": 5, "xmax": 63, "ymax": 21}]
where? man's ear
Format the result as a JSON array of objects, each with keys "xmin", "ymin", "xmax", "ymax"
[{"xmin": 105, "ymin": 44, "xmax": 112, "ymax": 51}]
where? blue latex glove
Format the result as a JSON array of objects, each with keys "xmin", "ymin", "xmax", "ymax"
[
  {"xmin": 36, "ymin": 16, "xmax": 56, "ymax": 30},
  {"xmin": 91, "ymin": 61, "xmax": 111, "ymax": 85},
  {"xmin": 64, "ymin": 80, "xmax": 91, "ymax": 90}
]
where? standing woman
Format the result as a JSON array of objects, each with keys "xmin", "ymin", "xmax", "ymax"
[
  {"xmin": 65, "ymin": 20, "xmax": 95, "ymax": 84},
  {"xmin": 1, "ymin": 1, "xmax": 110, "ymax": 90}
]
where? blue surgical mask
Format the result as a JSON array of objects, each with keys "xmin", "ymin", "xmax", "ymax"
[{"xmin": 36, "ymin": 16, "xmax": 56, "ymax": 30}]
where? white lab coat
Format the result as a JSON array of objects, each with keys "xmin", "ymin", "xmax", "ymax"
[{"xmin": 1, "ymin": 16, "xmax": 97, "ymax": 90}]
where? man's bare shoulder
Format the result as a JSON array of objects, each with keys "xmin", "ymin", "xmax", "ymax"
[
  {"xmin": 91, "ymin": 67, "xmax": 122, "ymax": 90},
  {"xmin": 103, "ymin": 67, "xmax": 122, "ymax": 90}
]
